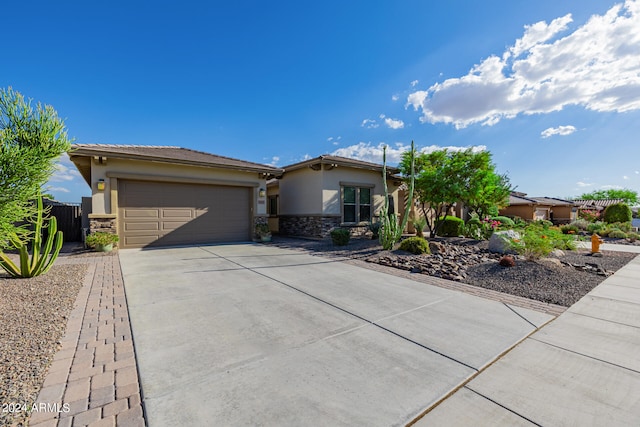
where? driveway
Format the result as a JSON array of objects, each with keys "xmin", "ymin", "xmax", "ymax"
[{"xmin": 119, "ymin": 244, "xmax": 553, "ymax": 426}]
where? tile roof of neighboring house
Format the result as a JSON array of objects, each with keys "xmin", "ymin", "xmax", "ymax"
[
  {"xmin": 507, "ymin": 193, "xmax": 576, "ymax": 206},
  {"xmin": 69, "ymin": 144, "xmax": 284, "ymax": 174},
  {"xmin": 573, "ymin": 199, "xmax": 625, "ymax": 209},
  {"xmin": 282, "ymin": 154, "xmax": 399, "ymax": 174}
]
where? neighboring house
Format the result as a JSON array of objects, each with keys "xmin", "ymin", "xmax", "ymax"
[
  {"xmin": 273, "ymin": 155, "xmax": 401, "ymax": 238},
  {"xmin": 572, "ymin": 198, "xmax": 625, "ymax": 217},
  {"xmin": 69, "ymin": 144, "xmax": 282, "ymax": 248},
  {"xmin": 499, "ymin": 192, "xmax": 577, "ymax": 224}
]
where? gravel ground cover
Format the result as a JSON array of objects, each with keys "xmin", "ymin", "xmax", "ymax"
[
  {"xmin": 271, "ymin": 235, "xmax": 636, "ymax": 307},
  {"xmin": 0, "ymin": 260, "xmax": 87, "ymax": 427}
]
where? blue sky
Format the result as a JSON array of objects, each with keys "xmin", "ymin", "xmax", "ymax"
[{"xmin": 4, "ymin": 0, "xmax": 640, "ymax": 202}]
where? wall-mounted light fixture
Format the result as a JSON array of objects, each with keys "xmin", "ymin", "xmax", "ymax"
[
  {"xmin": 97, "ymin": 179, "xmax": 105, "ymax": 191},
  {"xmin": 259, "ymin": 188, "xmax": 266, "ymax": 198}
]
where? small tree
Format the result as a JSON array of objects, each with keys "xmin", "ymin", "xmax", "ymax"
[
  {"xmin": 603, "ymin": 203, "xmax": 632, "ymax": 224},
  {"xmin": 0, "ymin": 87, "xmax": 72, "ymax": 248},
  {"xmin": 578, "ymin": 189, "xmax": 638, "ymax": 206},
  {"xmin": 400, "ymin": 148, "xmax": 510, "ymax": 237}
]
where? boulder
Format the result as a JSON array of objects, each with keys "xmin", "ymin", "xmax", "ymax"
[{"xmin": 488, "ymin": 230, "xmax": 520, "ymax": 254}]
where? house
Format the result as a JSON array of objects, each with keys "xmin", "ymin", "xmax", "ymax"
[
  {"xmin": 69, "ymin": 144, "xmax": 282, "ymax": 248},
  {"xmin": 270, "ymin": 155, "xmax": 401, "ymax": 238},
  {"xmin": 499, "ymin": 192, "xmax": 577, "ymax": 224},
  {"xmin": 572, "ymin": 198, "xmax": 625, "ymax": 219}
]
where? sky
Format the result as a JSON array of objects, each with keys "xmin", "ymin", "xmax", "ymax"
[{"xmin": 3, "ymin": 0, "xmax": 640, "ymax": 203}]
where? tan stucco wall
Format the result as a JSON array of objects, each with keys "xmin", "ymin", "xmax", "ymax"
[
  {"xmin": 278, "ymin": 165, "xmax": 399, "ymax": 220},
  {"xmin": 278, "ymin": 167, "xmax": 324, "ymax": 215},
  {"xmin": 88, "ymin": 157, "xmax": 267, "ymax": 216},
  {"xmin": 500, "ymin": 205, "xmax": 535, "ymax": 220}
]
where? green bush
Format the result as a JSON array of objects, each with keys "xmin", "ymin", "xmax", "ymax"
[
  {"xmin": 587, "ymin": 221, "xmax": 607, "ymax": 235},
  {"xmin": 603, "ymin": 203, "xmax": 632, "ymax": 224},
  {"xmin": 607, "ymin": 229, "xmax": 628, "ymax": 239},
  {"xmin": 411, "ymin": 216, "xmax": 427, "ymax": 238},
  {"xmin": 560, "ymin": 224, "xmax": 580, "ymax": 235},
  {"xmin": 627, "ymin": 232, "xmax": 640, "ymax": 242},
  {"xmin": 510, "ymin": 223, "xmax": 575, "ymax": 259},
  {"xmin": 610, "ymin": 221, "xmax": 632, "ymax": 232},
  {"xmin": 368, "ymin": 222, "xmax": 381, "ymax": 239},
  {"xmin": 492, "ymin": 216, "xmax": 515, "ymax": 227},
  {"xmin": 439, "ymin": 216, "xmax": 464, "ymax": 237},
  {"xmin": 570, "ymin": 219, "xmax": 590, "ymax": 230},
  {"xmin": 330, "ymin": 228, "xmax": 350, "ymax": 246},
  {"xmin": 399, "ymin": 236, "xmax": 430, "ymax": 255}
]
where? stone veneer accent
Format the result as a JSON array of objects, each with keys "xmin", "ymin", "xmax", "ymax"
[
  {"xmin": 89, "ymin": 216, "xmax": 117, "ymax": 235},
  {"xmin": 278, "ymin": 215, "xmax": 371, "ymax": 238}
]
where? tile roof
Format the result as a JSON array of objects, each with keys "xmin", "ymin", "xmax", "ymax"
[
  {"xmin": 69, "ymin": 144, "xmax": 283, "ymax": 174},
  {"xmin": 282, "ymin": 154, "xmax": 399, "ymax": 173},
  {"xmin": 573, "ymin": 199, "xmax": 625, "ymax": 208}
]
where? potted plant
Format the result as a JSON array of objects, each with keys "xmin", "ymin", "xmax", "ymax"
[
  {"xmin": 85, "ymin": 232, "xmax": 119, "ymax": 252},
  {"xmin": 255, "ymin": 223, "xmax": 272, "ymax": 243}
]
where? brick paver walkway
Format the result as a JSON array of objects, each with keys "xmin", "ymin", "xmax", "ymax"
[{"xmin": 29, "ymin": 253, "xmax": 144, "ymax": 427}]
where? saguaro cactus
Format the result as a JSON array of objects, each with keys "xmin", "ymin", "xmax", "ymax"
[{"xmin": 0, "ymin": 196, "xmax": 64, "ymax": 278}]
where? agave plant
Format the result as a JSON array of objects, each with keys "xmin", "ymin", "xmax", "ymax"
[{"xmin": 0, "ymin": 196, "xmax": 64, "ymax": 278}]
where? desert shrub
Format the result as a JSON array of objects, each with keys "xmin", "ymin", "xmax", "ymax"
[
  {"xmin": 399, "ymin": 236, "xmax": 430, "ymax": 255},
  {"xmin": 368, "ymin": 222, "xmax": 381, "ymax": 239},
  {"xmin": 587, "ymin": 221, "xmax": 607, "ymax": 235},
  {"xmin": 498, "ymin": 255, "xmax": 515, "ymax": 267},
  {"xmin": 532, "ymin": 219, "xmax": 554, "ymax": 228},
  {"xmin": 510, "ymin": 223, "xmax": 575, "ymax": 259},
  {"xmin": 570, "ymin": 219, "xmax": 590, "ymax": 230},
  {"xmin": 608, "ymin": 229, "xmax": 628, "ymax": 239},
  {"xmin": 492, "ymin": 216, "xmax": 515, "ymax": 227},
  {"xmin": 603, "ymin": 203, "xmax": 632, "ymax": 224},
  {"xmin": 560, "ymin": 224, "xmax": 579, "ymax": 235},
  {"xmin": 512, "ymin": 216, "xmax": 527, "ymax": 228},
  {"xmin": 439, "ymin": 216, "xmax": 464, "ymax": 237},
  {"xmin": 627, "ymin": 232, "xmax": 640, "ymax": 242},
  {"xmin": 609, "ymin": 221, "xmax": 632, "ymax": 232},
  {"xmin": 411, "ymin": 216, "xmax": 427, "ymax": 238},
  {"xmin": 330, "ymin": 228, "xmax": 350, "ymax": 246}
]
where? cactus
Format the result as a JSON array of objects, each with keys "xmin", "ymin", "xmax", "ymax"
[
  {"xmin": 379, "ymin": 141, "xmax": 416, "ymax": 250},
  {"xmin": 0, "ymin": 195, "xmax": 64, "ymax": 278}
]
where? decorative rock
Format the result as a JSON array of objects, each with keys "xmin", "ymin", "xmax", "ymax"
[
  {"xmin": 550, "ymin": 249, "xmax": 565, "ymax": 257},
  {"xmin": 592, "ymin": 252, "xmax": 604, "ymax": 257},
  {"xmin": 429, "ymin": 241, "xmax": 446, "ymax": 254},
  {"xmin": 488, "ymin": 230, "xmax": 521, "ymax": 254}
]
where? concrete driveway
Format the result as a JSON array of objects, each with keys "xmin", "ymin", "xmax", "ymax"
[{"xmin": 119, "ymin": 244, "xmax": 553, "ymax": 426}]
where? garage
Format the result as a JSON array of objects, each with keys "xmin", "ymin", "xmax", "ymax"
[{"xmin": 118, "ymin": 179, "xmax": 252, "ymax": 248}]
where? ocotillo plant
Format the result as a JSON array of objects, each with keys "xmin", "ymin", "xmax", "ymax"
[
  {"xmin": 0, "ymin": 196, "xmax": 64, "ymax": 278},
  {"xmin": 379, "ymin": 140, "xmax": 416, "ymax": 250}
]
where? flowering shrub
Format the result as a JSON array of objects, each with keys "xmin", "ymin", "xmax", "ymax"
[
  {"xmin": 510, "ymin": 224, "xmax": 576, "ymax": 260},
  {"xmin": 579, "ymin": 209, "xmax": 601, "ymax": 222}
]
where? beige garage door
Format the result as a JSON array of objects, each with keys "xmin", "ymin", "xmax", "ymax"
[{"xmin": 118, "ymin": 180, "xmax": 251, "ymax": 248}]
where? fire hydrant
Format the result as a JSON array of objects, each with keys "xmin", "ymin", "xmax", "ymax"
[{"xmin": 591, "ymin": 233, "xmax": 603, "ymax": 254}]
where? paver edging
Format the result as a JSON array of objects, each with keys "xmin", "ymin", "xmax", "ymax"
[{"xmin": 29, "ymin": 254, "xmax": 145, "ymax": 427}]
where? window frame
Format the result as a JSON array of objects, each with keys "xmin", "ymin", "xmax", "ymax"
[{"xmin": 340, "ymin": 183, "xmax": 374, "ymax": 224}]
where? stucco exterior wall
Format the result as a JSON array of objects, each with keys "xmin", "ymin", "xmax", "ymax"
[
  {"xmin": 278, "ymin": 168, "xmax": 323, "ymax": 215},
  {"xmin": 500, "ymin": 205, "xmax": 535, "ymax": 221}
]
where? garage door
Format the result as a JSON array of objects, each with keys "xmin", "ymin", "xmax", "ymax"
[{"xmin": 118, "ymin": 180, "xmax": 251, "ymax": 248}]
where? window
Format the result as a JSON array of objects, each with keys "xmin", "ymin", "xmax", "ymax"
[
  {"xmin": 268, "ymin": 195, "xmax": 278, "ymax": 216},
  {"xmin": 342, "ymin": 186, "xmax": 371, "ymax": 223}
]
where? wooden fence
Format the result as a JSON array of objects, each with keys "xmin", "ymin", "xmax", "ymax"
[{"xmin": 44, "ymin": 202, "xmax": 83, "ymax": 242}]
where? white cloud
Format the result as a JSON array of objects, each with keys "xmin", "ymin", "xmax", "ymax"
[
  {"xmin": 50, "ymin": 153, "xmax": 82, "ymax": 182},
  {"xmin": 268, "ymin": 156, "xmax": 280, "ymax": 166},
  {"xmin": 541, "ymin": 125, "xmax": 577, "ymax": 138},
  {"xmin": 327, "ymin": 136, "xmax": 342, "ymax": 145},
  {"xmin": 331, "ymin": 142, "xmax": 486, "ymax": 165},
  {"xmin": 407, "ymin": 1, "xmax": 640, "ymax": 128},
  {"xmin": 361, "ymin": 118, "xmax": 379, "ymax": 129},
  {"xmin": 47, "ymin": 186, "xmax": 70, "ymax": 193},
  {"xmin": 635, "ymin": 170, "xmax": 639, "ymax": 174},
  {"xmin": 410, "ymin": 80, "xmax": 419, "ymax": 87},
  {"xmin": 576, "ymin": 181, "xmax": 593, "ymax": 187},
  {"xmin": 384, "ymin": 117, "xmax": 405, "ymax": 129},
  {"xmin": 623, "ymin": 175, "xmax": 630, "ymax": 180},
  {"xmin": 391, "ymin": 94, "xmax": 400, "ymax": 101},
  {"xmin": 601, "ymin": 184, "xmax": 624, "ymax": 190}
]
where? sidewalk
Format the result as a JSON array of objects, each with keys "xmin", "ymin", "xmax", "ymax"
[
  {"xmin": 414, "ymin": 252, "xmax": 640, "ymax": 425},
  {"xmin": 29, "ymin": 253, "xmax": 144, "ymax": 427},
  {"xmin": 576, "ymin": 241, "xmax": 640, "ymax": 253}
]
